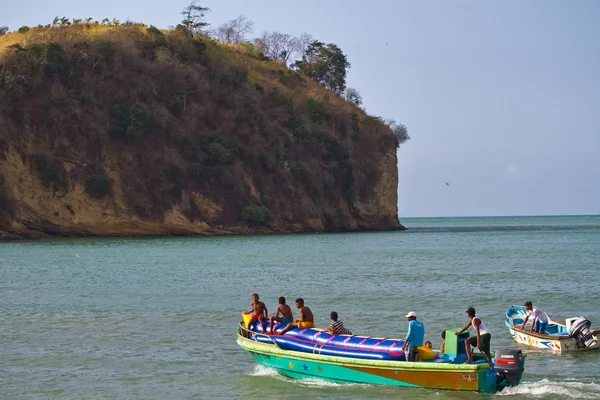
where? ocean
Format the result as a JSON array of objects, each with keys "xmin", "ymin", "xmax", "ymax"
[{"xmin": 1, "ymin": 215, "xmax": 599, "ymax": 399}]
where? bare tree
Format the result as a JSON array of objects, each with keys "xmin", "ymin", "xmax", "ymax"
[
  {"xmin": 253, "ymin": 31, "xmax": 305, "ymax": 65},
  {"xmin": 213, "ymin": 15, "xmax": 253, "ymax": 44},
  {"xmin": 297, "ymin": 33, "xmax": 315, "ymax": 56}
]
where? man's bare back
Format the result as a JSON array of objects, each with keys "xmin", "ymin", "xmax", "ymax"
[
  {"xmin": 278, "ymin": 304, "xmax": 293, "ymax": 319},
  {"xmin": 299, "ymin": 306, "xmax": 314, "ymax": 322}
]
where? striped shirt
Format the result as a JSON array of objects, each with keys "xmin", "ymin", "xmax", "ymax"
[{"xmin": 331, "ymin": 320, "xmax": 352, "ymax": 335}]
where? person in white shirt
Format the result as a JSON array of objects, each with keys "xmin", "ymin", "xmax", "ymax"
[
  {"xmin": 456, "ymin": 307, "xmax": 492, "ymax": 365},
  {"xmin": 520, "ymin": 301, "xmax": 548, "ymax": 334}
]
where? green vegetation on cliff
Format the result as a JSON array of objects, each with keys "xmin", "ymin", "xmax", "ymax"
[{"xmin": 0, "ymin": 15, "xmax": 407, "ymax": 238}]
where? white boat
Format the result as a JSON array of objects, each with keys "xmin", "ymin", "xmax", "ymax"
[{"xmin": 505, "ymin": 305, "xmax": 600, "ymax": 353}]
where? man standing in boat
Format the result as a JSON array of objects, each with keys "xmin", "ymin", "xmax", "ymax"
[
  {"xmin": 276, "ymin": 298, "xmax": 314, "ymax": 335},
  {"xmin": 402, "ymin": 311, "xmax": 424, "ymax": 361},
  {"xmin": 456, "ymin": 307, "xmax": 492, "ymax": 364},
  {"xmin": 244, "ymin": 293, "xmax": 268, "ymax": 333},
  {"xmin": 520, "ymin": 301, "xmax": 548, "ymax": 334}
]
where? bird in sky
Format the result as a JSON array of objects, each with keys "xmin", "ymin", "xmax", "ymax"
[{"xmin": 445, "ymin": 182, "xmax": 450, "ymax": 186}]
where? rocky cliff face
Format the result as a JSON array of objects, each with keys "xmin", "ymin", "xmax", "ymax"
[{"xmin": 0, "ymin": 25, "xmax": 404, "ymax": 239}]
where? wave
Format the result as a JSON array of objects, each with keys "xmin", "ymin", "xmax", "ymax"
[{"xmin": 499, "ymin": 379, "xmax": 600, "ymax": 398}]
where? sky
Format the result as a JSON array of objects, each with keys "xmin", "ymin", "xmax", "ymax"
[{"xmin": 3, "ymin": 0, "xmax": 599, "ymax": 217}]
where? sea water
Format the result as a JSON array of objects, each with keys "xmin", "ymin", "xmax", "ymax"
[{"xmin": 1, "ymin": 215, "xmax": 599, "ymax": 399}]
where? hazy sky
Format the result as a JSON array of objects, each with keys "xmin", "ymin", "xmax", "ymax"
[{"xmin": 4, "ymin": 1, "xmax": 599, "ymax": 217}]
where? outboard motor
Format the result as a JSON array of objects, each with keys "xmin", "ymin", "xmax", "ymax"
[
  {"xmin": 568, "ymin": 317, "xmax": 597, "ymax": 348},
  {"xmin": 494, "ymin": 349, "xmax": 524, "ymax": 387}
]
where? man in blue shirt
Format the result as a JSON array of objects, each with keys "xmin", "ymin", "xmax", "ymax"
[{"xmin": 403, "ymin": 311, "xmax": 425, "ymax": 361}]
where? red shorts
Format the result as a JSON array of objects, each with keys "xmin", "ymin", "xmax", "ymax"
[{"xmin": 252, "ymin": 314, "xmax": 263, "ymax": 320}]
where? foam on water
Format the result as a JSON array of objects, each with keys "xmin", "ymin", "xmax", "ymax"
[
  {"xmin": 294, "ymin": 378, "xmax": 371, "ymax": 389},
  {"xmin": 499, "ymin": 379, "xmax": 600, "ymax": 398},
  {"xmin": 247, "ymin": 365, "xmax": 371, "ymax": 389},
  {"xmin": 248, "ymin": 365, "xmax": 280, "ymax": 378}
]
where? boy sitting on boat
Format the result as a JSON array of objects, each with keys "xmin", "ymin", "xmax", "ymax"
[
  {"xmin": 325, "ymin": 311, "xmax": 352, "ymax": 335},
  {"xmin": 276, "ymin": 298, "xmax": 314, "ymax": 335},
  {"xmin": 269, "ymin": 296, "xmax": 294, "ymax": 334},
  {"xmin": 244, "ymin": 293, "xmax": 268, "ymax": 333}
]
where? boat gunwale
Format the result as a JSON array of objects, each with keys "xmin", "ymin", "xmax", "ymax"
[{"xmin": 509, "ymin": 325, "xmax": 571, "ymax": 340}]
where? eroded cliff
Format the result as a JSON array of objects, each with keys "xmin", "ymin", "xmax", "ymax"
[{"xmin": 0, "ymin": 24, "xmax": 404, "ymax": 239}]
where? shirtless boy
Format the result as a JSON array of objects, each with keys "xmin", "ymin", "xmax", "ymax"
[
  {"xmin": 244, "ymin": 293, "xmax": 268, "ymax": 333},
  {"xmin": 277, "ymin": 298, "xmax": 313, "ymax": 335},
  {"xmin": 269, "ymin": 296, "xmax": 294, "ymax": 334}
]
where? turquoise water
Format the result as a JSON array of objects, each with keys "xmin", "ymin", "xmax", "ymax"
[{"xmin": 1, "ymin": 215, "xmax": 599, "ymax": 399}]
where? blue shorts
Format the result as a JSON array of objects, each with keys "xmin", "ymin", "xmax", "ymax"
[
  {"xmin": 535, "ymin": 320, "xmax": 547, "ymax": 334},
  {"xmin": 281, "ymin": 317, "xmax": 293, "ymax": 326}
]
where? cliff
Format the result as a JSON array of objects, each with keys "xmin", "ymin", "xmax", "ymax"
[{"xmin": 0, "ymin": 24, "xmax": 404, "ymax": 239}]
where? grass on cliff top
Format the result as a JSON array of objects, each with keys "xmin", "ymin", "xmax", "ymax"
[{"xmin": 0, "ymin": 23, "xmax": 354, "ymax": 109}]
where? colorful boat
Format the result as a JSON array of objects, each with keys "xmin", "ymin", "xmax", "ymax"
[
  {"xmin": 505, "ymin": 305, "xmax": 600, "ymax": 352},
  {"xmin": 237, "ymin": 316, "xmax": 525, "ymax": 393}
]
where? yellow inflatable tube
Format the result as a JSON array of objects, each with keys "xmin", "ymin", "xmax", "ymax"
[{"xmin": 416, "ymin": 346, "xmax": 437, "ymax": 361}]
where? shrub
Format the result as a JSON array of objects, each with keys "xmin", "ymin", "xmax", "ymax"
[
  {"xmin": 241, "ymin": 201, "xmax": 273, "ymax": 226},
  {"xmin": 163, "ymin": 163, "xmax": 181, "ymax": 184},
  {"xmin": 207, "ymin": 142, "xmax": 232, "ymax": 164},
  {"xmin": 290, "ymin": 161, "xmax": 310, "ymax": 181},
  {"xmin": 305, "ymin": 98, "xmax": 331, "ymax": 124},
  {"xmin": 210, "ymin": 164, "xmax": 234, "ymax": 188},
  {"xmin": 350, "ymin": 112, "xmax": 359, "ymax": 133},
  {"xmin": 29, "ymin": 42, "xmax": 64, "ymax": 76},
  {"xmin": 146, "ymin": 25, "xmax": 164, "ymax": 37},
  {"xmin": 109, "ymin": 103, "xmax": 150, "ymax": 142},
  {"xmin": 34, "ymin": 155, "xmax": 68, "ymax": 192},
  {"xmin": 187, "ymin": 163, "xmax": 202, "ymax": 178},
  {"xmin": 64, "ymin": 204, "xmax": 75, "ymax": 215},
  {"xmin": 0, "ymin": 173, "xmax": 15, "ymax": 221},
  {"xmin": 17, "ymin": 26, "xmax": 30, "ymax": 34},
  {"xmin": 261, "ymin": 152, "xmax": 279, "ymax": 171},
  {"xmin": 85, "ymin": 172, "xmax": 112, "ymax": 199}
]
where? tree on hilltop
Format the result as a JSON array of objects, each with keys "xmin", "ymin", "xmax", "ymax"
[
  {"xmin": 253, "ymin": 31, "xmax": 299, "ymax": 65},
  {"xmin": 0, "ymin": 26, "xmax": 8, "ymax": 35},
  {"xmin": 213, "ymin": 15, "xmax": 253, "ymax": 44},
  {"xmin": 344, "ymin": 87, "xmax": 362, "ymax": 106},
  {"xmin": 386, "ymin": 119, "xmax": 410, "ymax": 146},
  {"xmin": 180, "ymin": 1, "xmax": 210, "ymax": 34},
  {"xmin": 295, "ymin": 41, "xmax": 350, "ymax": 95}
]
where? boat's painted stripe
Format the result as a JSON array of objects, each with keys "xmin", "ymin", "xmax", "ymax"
[{"xmin": 242, "ymin": 338, "xmax": 497, "ymax": 392}]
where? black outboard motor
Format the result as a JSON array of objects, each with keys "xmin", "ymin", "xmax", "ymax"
[
  {"xmin": 494, "ymin": 349, "xmax": 524, "ymax": 387},
  {"xmin": 568, "ymin": 317, "xmax": 597, "ymax": 348}
]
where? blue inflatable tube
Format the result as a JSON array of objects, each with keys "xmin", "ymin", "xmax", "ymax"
[
  {"xmin": 271, "ymin": 335, "xmax": 405, "ymax": 361},
  {"xmin": 246, "ymin": 321, "xmax": 406, "ymax": 361}
]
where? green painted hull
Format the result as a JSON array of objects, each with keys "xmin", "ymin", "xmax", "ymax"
[{"xmin": 237, "ymin": 332, "xmax": 520, "ymax": 393}]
